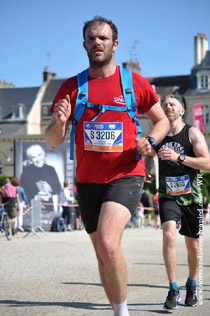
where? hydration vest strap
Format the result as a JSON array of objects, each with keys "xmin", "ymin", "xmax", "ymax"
[
  {"xmin": 73, "ymin": 69, "xmax": 88, "ymax": 120},
  {"xmin": 70, "ymin": 122, "xmax": 76, "ymax": 160},
  {"xmin": 120, "ymin": 66, "xmax": 137, "ymax": 119},
  {"xmin": 85, "ymin": 103, "xmax": 128, "ymax": 122},
  {"xmin": 120, "ymin": 66, "xmax": 141, "ymax": 159},
  {"xmin": 133, "ymin": 116, "xmax": 141, "ymax": 160},
  {"xmin": 70, "ymin": 69, "xmax": 88, "ymax": 160},
  {"xmin": 70, "ymin": 67, "xmax": 142, "ymax": 160}
]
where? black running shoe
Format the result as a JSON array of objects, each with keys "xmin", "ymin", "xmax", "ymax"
[
  {"xmin": 185, "ymin": 283, "xmax": 198, "ymax": 306},
  {"xmin": 163, "ymin": 289, "xmax": 181, "ymax": 310}
]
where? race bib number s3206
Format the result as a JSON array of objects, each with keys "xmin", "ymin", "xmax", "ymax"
[{"xmin": 84, "ymin": 122, "xmax": 123, "ymax": 152}]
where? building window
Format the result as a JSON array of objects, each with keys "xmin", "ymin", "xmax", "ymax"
[
  {"xmin": 11, "ymin": 103, "xmax": 26, "ymax": 119},
  {"xmin": 203, "ymin": 105, "xmax": 209, "ymax": 125},
  {"xmin": 42, "ymin": 106, "xmax": 50, "ymax": 117},
  {"xmin": 201, "ymin": 75, "xmax": 208, "ymax": 89}
]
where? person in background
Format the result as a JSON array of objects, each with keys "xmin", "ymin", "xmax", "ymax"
[
  {"xmin": 60, "ymin": 180, "xmax": 74, "ymax": 231},
  {"xmin": 11, "ymin": 177, "xmax": 29, "ymax": 232},
  {"xmin": 0, "ymin": 178, "xmax": 20, "ymax": 235},
  {"xmin": 152, "ymin": 189, "xmax": 160, "ymax": 229},
  {"xmin": 140, "ymin": 188, "xmax": 152, "ymax": 227},
  {"xmin": 135, "ymin": 202, "xmax": 144, "ymax": 228},
  {"xmin": 75, "ymin": 207, "xmax": 84, "ymax": 230},
  {"xmin": 207, "ymin": 202, "xmax": 210, "ymax": 224},
  {"xmin": 144, "ymin": 94, "xmax": 210, "ymax": 310},
  {"xmin": 45, "ymin": 15, "xmax": 169, "ymax": 316},
  {"xmin": 74, "ymin": 187, "xmax": 84, "ymax": 230},
  {"xmin": 128, "ymin": 202, "xmax": 144, "ymax": 228}
]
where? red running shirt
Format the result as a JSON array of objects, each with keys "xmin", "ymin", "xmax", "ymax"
[{"xmin": 50, "ymin": 66, "xmax": 158, "ymax": 183}]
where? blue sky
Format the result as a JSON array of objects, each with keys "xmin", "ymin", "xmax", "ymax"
[{"xmin": 1, "ymin": 0, "xmax": 210, "ymax": 87}]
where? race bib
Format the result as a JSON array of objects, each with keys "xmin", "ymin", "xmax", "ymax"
[
  {"xmin": 166, "ymin": 175, "xmax": 191, "ymax": 196},
  {"xmin": 84, "ymin": 122, "xmax": 123, "ymax": 152}
]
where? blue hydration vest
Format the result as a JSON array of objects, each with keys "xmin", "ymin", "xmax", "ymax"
[{"xmin": 70, "ymin": 66, "xmax": 141, "ymax": 160}]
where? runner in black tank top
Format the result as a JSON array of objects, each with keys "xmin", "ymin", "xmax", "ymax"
[{"xmin": 144, "ymin": 94, "xmax": 210, "ymax": 311}]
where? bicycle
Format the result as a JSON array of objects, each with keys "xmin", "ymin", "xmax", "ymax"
[{"xmin": 0, "ymin": 206, "xmax": 12, "ymax": 240}]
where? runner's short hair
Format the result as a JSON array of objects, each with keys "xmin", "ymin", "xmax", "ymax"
[
  {"xmin": 83, "ymin": 16, "xmax": 118, "ymax": 43},
  {"xmin": 162, "ymin": 94, "xmax": 185, "ymax": 108}
]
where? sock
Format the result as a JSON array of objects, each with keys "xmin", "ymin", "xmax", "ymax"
[
  {"xmin": 187, "ymin": 277, "xmax": 196, "ymax": 287},
  {"xmin": 169, "ymin": 282, "xmax": 178, "ymax": 291},
  {"xmin": 113, "ymin": 300, "xmax": 129, "ymax": 316}
]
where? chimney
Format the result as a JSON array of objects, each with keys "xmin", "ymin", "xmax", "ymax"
[
  {"xmin": 43, "ymin": 67, "xmax": 56, "ymax": 82},
  {"xmin": 194, "ymin": 33, "xmax": 209, "ymax": 66},
  {"xmin": 122, "ymin": 61, "xmax": 141, "ymax": 74}
]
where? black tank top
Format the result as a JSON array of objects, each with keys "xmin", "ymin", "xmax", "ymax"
[{"xmin": 155, "ymin": 124, "xmax": 201, "ymax": 205}]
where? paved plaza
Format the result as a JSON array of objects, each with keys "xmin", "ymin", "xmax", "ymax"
[{"xmin": 0, "ymin": 224, "xmax": 210, "ymax": 316}]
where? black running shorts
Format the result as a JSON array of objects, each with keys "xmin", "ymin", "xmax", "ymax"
[
  {"xmin": 76, "ymin": 175, "xmax": 144, "ymax": 234},
  {"xmin": 159, "ymin": 197, "xmax": 202, "ymax": 238}
]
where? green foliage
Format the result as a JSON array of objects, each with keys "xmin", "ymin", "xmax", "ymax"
[{"xmin": 202, "ymin": 172, "xmax": 210, "ymax": 202}]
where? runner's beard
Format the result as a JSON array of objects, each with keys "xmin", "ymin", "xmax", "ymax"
[
  {"xmin": 87, "ymin": 48, "xmax": 113, "ymax": 69},
  {"xmin": 167, "ymin": 113, "xmax": 180, "ymax": 123}
]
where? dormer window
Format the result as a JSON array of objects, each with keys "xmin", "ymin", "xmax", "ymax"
[
  {"xmin": 196, "ymin": 71, "xmax": 210, "ymax": 90},
  {"xmin": 201, "ymin": 75, "xmax": 208, "ymax": 89},
  {"xmin": 41, "ymin": 105, "xmax": 50, "ymax": 117},
  {"xmin": 11, "ymin": 103, "xmax": 26, "ymax": 119}
]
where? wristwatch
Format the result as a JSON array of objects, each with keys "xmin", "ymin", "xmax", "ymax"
[
  {"xmin": 146, "ymin": 136, "xmax": 157, "ymax": 148},
  {"xmin": 178, "ymin": 154, "xmax": 185, "ymax": 163}
]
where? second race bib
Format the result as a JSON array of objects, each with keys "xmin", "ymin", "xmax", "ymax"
[{"xmin": 166, "ymin": 175, "xmax": 191, "ymax": 196}]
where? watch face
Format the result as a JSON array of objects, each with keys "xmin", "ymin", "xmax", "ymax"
[{"xmin": 179, "ymin": 154, "xmax": 185, "ymax": 162}]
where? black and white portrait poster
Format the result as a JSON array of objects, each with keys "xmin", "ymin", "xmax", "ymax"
[{"xmin": 15, "ymin": 141, "xmax": 74, "ymax": 231}]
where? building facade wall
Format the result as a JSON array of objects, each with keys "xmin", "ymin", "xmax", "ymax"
[
  {"xmin": 27, "ymin": 83, "xmax": 47, "ymax": 134},
  {"xmin": 184, "ymin": 95, "xmax": 210, "ymax": 133},
  {"xmin": 0, "ymin": 121, "xmax": 27, "ymax": 135}
]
